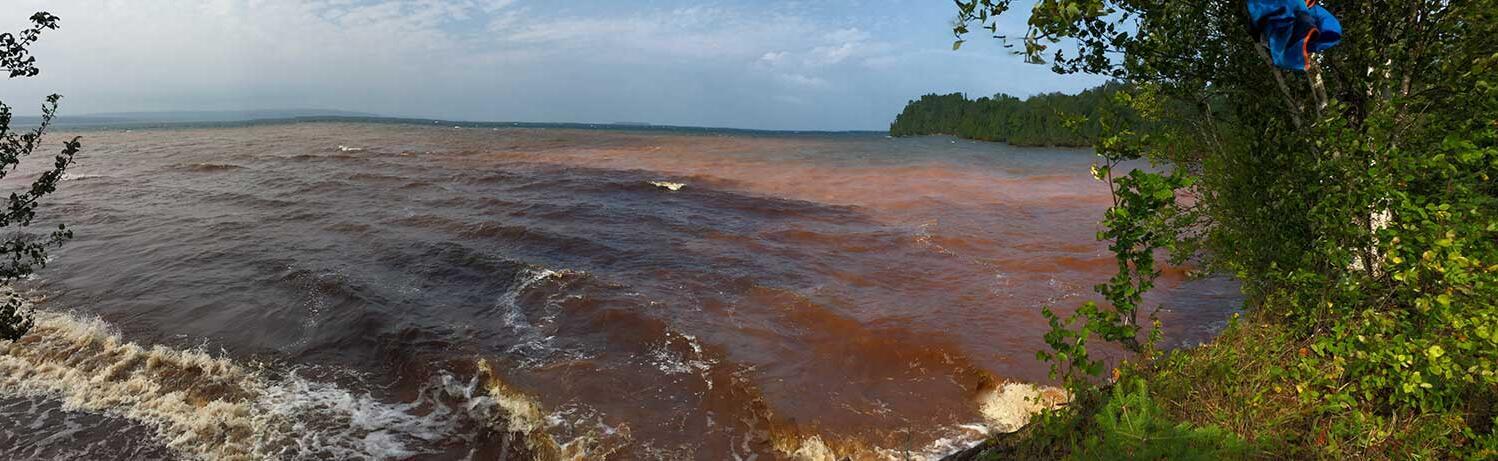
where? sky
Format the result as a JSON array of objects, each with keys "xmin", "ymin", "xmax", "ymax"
[{"xmin": 0, "ymin": 0, "xmax": 1106, "ymax": 131}]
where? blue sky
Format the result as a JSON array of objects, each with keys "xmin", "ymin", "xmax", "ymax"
[{"xmin": 0, "ymin": 0, "xmax": 1105, "ymax": 130}]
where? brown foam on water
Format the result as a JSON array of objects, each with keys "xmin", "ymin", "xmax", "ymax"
[
  {"xmin": 0, "ymin": 303, "xmax": 593, "ymax": 460},
  {"xmin": 0, "ymin": 310, "xmax": 263, "ymax": 459},
  {"xmin": 468, "ymin": 358, "xmax": 625, "ymax": 460},
  {"xmin": 976, "ymin": 383, "xmax": 1069, "ymax": 433}
]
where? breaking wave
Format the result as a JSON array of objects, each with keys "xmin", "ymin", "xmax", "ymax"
[
  {"xmin": 60, "ymin": 173, "xmax": 110, "ymax": 182},
  {"xmin": 0, "ymin": 308, "xmax": 608, "ymax": 460}
]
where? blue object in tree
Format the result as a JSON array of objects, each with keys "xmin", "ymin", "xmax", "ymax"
[{"xmin": 1248, "ymin": 0, "xmax": 1342, "ymax": 71}]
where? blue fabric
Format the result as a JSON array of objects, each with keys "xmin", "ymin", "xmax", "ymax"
[{"xmin": 1248, "ymin": 0, "xmax": 1342, "ymax": 71}]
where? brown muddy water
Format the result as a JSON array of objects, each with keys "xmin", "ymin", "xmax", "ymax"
[{"xmin": 0, "ymin": 122, "xmax": 1239, "ymax": 460}]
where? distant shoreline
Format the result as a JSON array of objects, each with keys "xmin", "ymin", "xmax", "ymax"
[{"xmin": 25, "ymin": 114, "xmax": 886, "ymax": 137}]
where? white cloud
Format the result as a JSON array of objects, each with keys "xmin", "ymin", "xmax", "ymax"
[
  {"xmin": 0, "ymin": 0, "xmax": 1108, "ymax": 130},
  {"xmin": 745, "ymin": 23, "xmax": 893, "ymax": 90}
]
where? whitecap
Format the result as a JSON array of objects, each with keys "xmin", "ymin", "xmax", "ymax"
[
  {"xmin": 0, "ymin": 307, "xmax": 604, "ymax": 460},
  {"xmin": 649, "ymin": 181, "xmax": 685, "ymax": 191},
  {"xmin": 61, "ymin": 173, "xmax": 108, "ymax": 181}
]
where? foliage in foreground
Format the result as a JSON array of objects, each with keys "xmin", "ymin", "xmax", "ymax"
[
  {"xmin": 983, "ymin": 316, "xmax": 1496, "ymax": 460},
  {"xmin": 992, "ymin": 378, "xmax": 1249, "ymax": 460},
  {"xmin": 1067, "ymin": 379, "xmax": 1250, "ymax": 460},
  {"xmin": 1151, "ymin": 316, "xmax": 1497, "ymax": 458},
  {"xmin": 946, "ymin": 0, "xmax": 1498, "ymax": 458},
  {"xmin": 0, "ymin": 12, "xmax": 78, "ymax": 341}
]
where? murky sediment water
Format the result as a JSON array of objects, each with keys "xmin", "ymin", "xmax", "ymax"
[{"xmin": 0, "ymin": 122, "xmax": 1238, "ymax": 459}]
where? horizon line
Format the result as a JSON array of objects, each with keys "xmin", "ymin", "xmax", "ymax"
[{"xmin": 32, "ymin": 112, "xmax": 893, "ymax": 135}]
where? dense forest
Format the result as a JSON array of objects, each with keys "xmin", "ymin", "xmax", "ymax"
[{"xmin": 887, "ymin": 82, "xmax": 1127, "ymax": 147}]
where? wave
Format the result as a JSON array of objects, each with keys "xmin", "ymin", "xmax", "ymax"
[
  {"xmin": 764, "ymin": 382, "xmax": 1066, "ymax": 461},
  {"xmin": 0, "ymin": 394, "xmax": 175, "ymax": 459},
  {"xmin": 0, "ymin": 306, "xmax": 595, "ymax": 460},
  {"xmin": 977, "ymin": 382, "xmax": 1069, "ymax": 433},
  {"xmin": 2, "ymin": 289, "xmax": 1045, "ymax": 461},
  {"xmin": 286, "ymin": 153, "xmax": 359, "ymax": 161},
  {"xmin": 174, "ymin": 163, "xmax": 246, "ymax": 173},
  {"xmin": 648, "ymin": 181, "xmax": 684, "ymax": 191},
  {"xmin": 497, "ymin": 275, "xmax": 949, "ymax": 459},
  {"xmin": 466, "ymin": 267, "xmax": 1067, "ymax": 460},
  {"xmin": 60, "ymin": 173, "xmax": 111, "ymax": 182},
  {"xmin": 468, "ymin": 359, "xmax": 621, "ymax": 459},
  {"xmin": 344, "ymin": 172, "xmax": 432, "ymax": 188}
]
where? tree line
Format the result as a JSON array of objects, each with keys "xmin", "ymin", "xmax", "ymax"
[{"xmin": 887, "ymin": 81, "xmax": 1130, "ymax": 147}]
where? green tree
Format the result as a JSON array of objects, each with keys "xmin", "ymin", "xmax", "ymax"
[
  {"xmin": 952, "ymin": 0, "xmax": 1496, "ymax": 456},
  {"xmin": 0, "ymin": 12, "xmax": 79, "ymax": 341},
  {"xmin": 888, "ymin": 82, "xmax": 1129, "ymax": 147}
]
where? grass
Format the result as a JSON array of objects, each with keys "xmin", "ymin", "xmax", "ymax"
[{"xmin": 954, "ymin": 312, "xmax": 1497, "ymax": 460}]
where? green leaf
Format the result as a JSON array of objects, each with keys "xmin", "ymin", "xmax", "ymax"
[{"xmin": 1426, "ymin": 345, "xmax": 1445, "ymax": 360}]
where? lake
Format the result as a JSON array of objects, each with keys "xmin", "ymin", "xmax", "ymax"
[{"xmin": 0, "ymin": 121, "xmax": 1239, "ymax": 459}]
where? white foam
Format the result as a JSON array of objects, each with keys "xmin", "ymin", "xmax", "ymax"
[
  {"xmin": 765, "ymin": 382, "xmax": 1068, "ymax": 461},
  {"xmin": 251, "ymin": 372, "xmax": 457, "ymax": 460},
  {"xmin": 467, "ymin": 359, "xmax": 623, "ymax": 460},
  {"xmin": 977, "ymin": 383, "xmax": 1068, "ymax": 433},
  {"xmin": 649, "ymin": 181, "xmax": 685, "ymax": 191},
  {"xmin": 2, "ymin": 301, "xmax": 1062, "ymax": 461},
  {"xmin": 786, "ymin": 435, "xmax": 836, "ymax": 460},
  {"xmin": 498, "ymin": 268, "xmax": 591, "ymax": 368},
  {"xmin": 0, "ymin": 309, "xmax": 587, "ymax": 460},
  {"xmin": 61, "ymin": 173, "xmax": 108, "ymax": 181}
]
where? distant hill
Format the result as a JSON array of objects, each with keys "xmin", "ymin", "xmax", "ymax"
[{"xmin": 15, "ymin": 109, "xmax": 379, "ymax": 127}]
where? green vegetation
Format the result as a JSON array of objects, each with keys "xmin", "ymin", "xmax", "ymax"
[
  {"xmin": 981, "ymin": 314, "xmax": 1491, "ymax": 460},
  {"xmin": 888, "ymin": 82, "xmax": 1127, "ymax": 146},
  {"xmin": 0, "ymin": 12, "xmax": 78, "ymax": 341},
  {"xmin": 943, "ymin": 0, "xmax": 1498, "ymax": 458}
]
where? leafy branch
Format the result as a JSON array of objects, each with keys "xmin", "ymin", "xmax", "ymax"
[{"xmin": 0, "ymin": 12, "xmax": 77, "ymax": 341}]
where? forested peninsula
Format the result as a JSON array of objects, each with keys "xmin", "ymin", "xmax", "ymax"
[{"xmin": 888, "ymin": 82, "xmax": 1125, "ymax": 147}]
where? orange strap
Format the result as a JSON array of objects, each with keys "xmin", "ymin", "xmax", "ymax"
[{"xmin": 1301, "ymin": 28, "xmax": 1319, "ymax": 70}]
